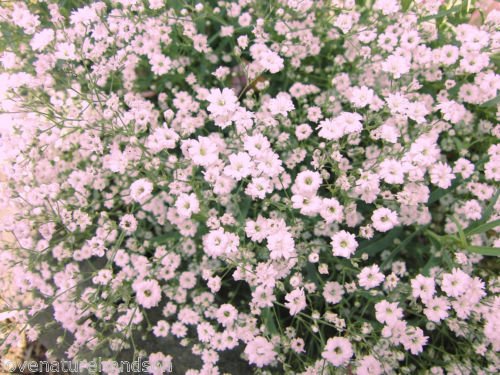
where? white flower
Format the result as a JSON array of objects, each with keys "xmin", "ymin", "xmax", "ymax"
[
  {"xmin": 331, "ymin": 230, "xmax": 358, "ymax": 258},
  {"xmin": 130, "ymin": 178, "xmax": 153, "ymax": 203},
  {"xmin": 175, "ymin": 193, "xmax": 200, "ymax": 218},
  {"xmin": 371, "ymin": 208, "xmax": 399, "ymax": 232},
  {"xmin": 322, "ymin": 337, "xmax": 353, "ymax": 367}
]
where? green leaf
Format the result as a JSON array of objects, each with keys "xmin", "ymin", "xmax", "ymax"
[
  {"xmin": 381, "ymin": 227, "xmax": 423, "ymax": 268},
  {"xmin": 464, "ymin": 190, "xmax": 500, "ymax": 234},
  {"xmin": 151, "ymin": 231, "xmax": 180, "ymax": 244},
  {"xmin": 451, "ymin": 216, "xmax": 467, "ymax": 247},
  {"xmin": 357, "ymin": 227, "xmax": 403, "ymax": 257},
  {"xmin": 465, "ymin": 219, "xmax": 500, "ymax": 237},
  {"xmin": 482, "ymin": 189, "xmax": 500, "ymax": 222},
  {"xmin": 401, "ymin": 0, "xmax": 413, "ymax": 12},
  {"xmin": 237, "ymin": 196, "xmax": 252, "ymax": 224},
  {"xmin": 421, "ymin": 5, "xmax": 462, "ymax": 21},
  {"xmin": 465, "ymin": 245, "xmax": 500, "ymax": 257},
  {"xmin": 422, "ymin": 255, "xmax": 440, "ymax": 274},
  {"xmin": 261, "ymin": 308, "xmax": 279, "ymax": 335},
  {"xmin": 460, "ymin": 0, "xmax": 473, "ymax": 17},
  {"xmin": 491, "ymin": 53, "xmax": 500, "ymax": 70},
  {"xmin": 481, "ymin": 94, "xmax": 500, "ymax": 108},
  {"xmin": 428, "ymin": 178, "xmax": 461, "ymax": 204},
  {"xmin": 424, "ymin": 229, "xmax": 444, "ymax": 247}
]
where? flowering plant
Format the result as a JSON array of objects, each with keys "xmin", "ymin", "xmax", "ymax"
[{"xmin": 0, "ymin": 0, "xmax": 499, "ymax": 374}]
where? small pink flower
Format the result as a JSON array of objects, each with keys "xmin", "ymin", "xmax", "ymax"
[
  {"xmin": 244, "ymin": 337, "xmax": 276, "ymax": 367},
  {"xmin": 331, "ymin": 230, "xmax": 358, "ymax": 258},
  {"xmin": 322, "ymin": 337, "xmax": 353, "ymax": 367},
  {"xmin": 371, "ymin": 208, "xmax": 399, "ymax": 232},
  {"xmin": 358, "ymin": 265, "xmax": 385, "ymax": 289},
  {"xmin": 133, "ymin": 279, "xmax": 162, "ymax": 309},
  {"xmin": 130, "ymin": 178, "xmax": 153, "ymax": 204},
  {"xmin": 284, "ymin": 288, "xmax": 306, "ymax": 316},
  {"xmin": 175, "ymin": 193, "xmax": 200, "ymax": 218}
]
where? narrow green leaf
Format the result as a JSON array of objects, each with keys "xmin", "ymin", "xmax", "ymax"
[
  {"xmin": 422, "ymin": 255, "xmax": 440, "ymax": 274},
  {"xmin": 424, "ymin": 229, "xmax": 444, "ymax": 247},
  {"xmin": 491, "ymin": 53, "xmax": 500, "ymax": 69},
  {"xmin": 482, "ymin": 189, "xmax": 500, "ymax": 222},
  {"xmin": 464, "ymin": 190, "xmax": 500, "ymax": 234},
  {"xmin": 358, "ymin": 227, "xmax": 402, "ymax": 257},
  {"xmin": 421, "ymin": 5, "xmax": 462, "ymax": 21},
  {"xmin": 428, "ymin": 178, "xmax": 460, "ymax": 204},
  {"xmin": 237, "ymin": 196, "xmax": 252, "ymax": 224},
  {"xmin": 451, "ymin": 216, "xmax": 467, "ymax": 247},
  {"xmin": 401, "ymin": 0, "xmax": 413, "ymax": 12},
  {"xmin": 461, "ymin": 0, "xmax": 472, "ymax": 16},
  {"xmin": 465, "ymin": 219, "xmax": 500, "ymax": 237},
  {"xmin": 481, "ymin": 94, "xmax": 500, "ymax": 108},
  {"xmin": 261, "ymin": 308, "xmax": 279, "ymax": 335},
  {"xmin": 465, "ymin": 246, "xmax": 500, "ymax": 257},
  {"xmin": 381, "ymin": 227, "xmax": 423, "ymax": 268}
]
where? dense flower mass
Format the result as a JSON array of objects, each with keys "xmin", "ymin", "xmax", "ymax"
[{"xmin": 0, "ymin": 0, "xmax": 499, "ymax": 374}]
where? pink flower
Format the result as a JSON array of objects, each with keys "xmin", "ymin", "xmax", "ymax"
[
  {"xmin": 320, "ymin": 198, "xmax": 344, "ymax": 223},
  {"xmin": 290, "ymin": 337, "xmax": 305, "ymax": 353},
  {"xmin": 423, "ymin": 297, "xmax": 450, "ymax": 322},
  {"xmin": 30, "ymin": 29, "xmax": 54, "ymax": 51},
  {"xmin": 441, "ymin": 268, "xmax": 470, "ymax": 298},
  {"xmin": 203, "ymin": 228, "xmax": 239, "ymax": 258},
  {"xmin": 373, "ymin": 0, "xmax": 400, "ymax": 14},
  {"xmin": 224, "ymin": 152, "xmax": 253, "ymax": 181},
  {"xmin": 350, "ymin": 86, "xmax": 375, "ymax": 108},
  {"xmin": 356, "ymin": 355, "xmax": 383, "ymax": 375},
  {"xmin": 133, "ymin": 279, "xmax": 162, "ymax": 309},
  {"xmin": 322, "ymin": 337, "xmax": 353, "ymax": 367},
  {"xmin": 258, "ymin": 49, "xmax": 284, "ymax": 73},
  {"xmin": 149, "ymin": 54, "xmax": 172, "ymax": 75},
  {"xmin": 196, "ymin": 322, "xmax": 215, "ymax": 343},
  {"xmin": 267, "ymin": 230, "xmax": 296, "ymax": 260},
  {"xmin": 411, "ymin": 275, "xmax": 436, "ymax": 302},
  {"xmin": 323, "ymin": 281, "xmax": 344, "ymax": 304},
  {"xmin": 175, "ymin": 193, "xmax": 200, "ymax": 218},
  {"xmin": 379, "ymin": 159, "xmax": 405, "ymax": 184},
  {"xmin": 358, "ymin": 265, "xmax": 385, "ymax": 289},
  {"xmin": 130, "ymin": 178, "xmax": 153, "ymax": 204},
  {"xmin": 401, "ymin": 327, "xmax": 428, "ymax": 355},
  {"xmin": 291, "ymin": 194, "xmax": 322, "ymax": 216},
  {"xmin": 244, "ymin": 133, "xmax": 271, "ymax": 156},
  {"xmin": 284, "ymin": 288, "xmax": 306, "ymax": 316},
  {"xmin": 269, "ymin": 93, "xmax": 295, "ymax": 116},
  {"xmin": 331, "ymin": 230, "xmax": 358, "ymax": 258},
  {"xmin": 252, "ymin": 285, "xmax": 276, "ymax": 308},
  {"xmin": 147, "ymin": 352, "xmax": 172, "ymax": 375},
  {"xmin": 183, "ymin": 136, "xmax": 219, "ymax": 166},
  {"xmin": 55, "ymin": 42, "xmax": 76, "ymax": 60},
  {"xmin": 152, "ymin": 321, "xmax": 170, "ymax": 337},
  {"xmin": 371, "ymin": 208, "xmax": 399, "ymax": 232},
  {"xmin": 244, "ymin": 337, "xmax": 276, "ymax": 367},
  {"xmin": 295, "ymin": 123, "xmax": 313, "ymax": 141},
  {"xmin": 436, "ymin": 101, "xmax": 466, "ymax": 124},
  {"xmin": 245, "ymin": 177, "xmax": 273, "ymax": 199},
  {"xmin": 381, "ymin": 55, "xmax": 410, "ymax": 78},
  {"xmin": 292, "ymin": 170, "xmax": 322, "ymax": 197},
  {"xmin": 429, "ymin": 162, "xmax": 455, "ymax": 189},
  {"xmin": 215, "ymin": 304, "xmax": 238, "ymax": 327},
  {"xmin": 206, "ymin": 88, "xmax": 239, "ymax": 117},
  {"xmin": 318, "ymin": 112, "xmax": 363, "ymax": 140},
  {"xmin": 453, "ymin": 158, "xmax": 474, "ymax": 179},
  {"xmin": 145, "ymin": 127, "xmax": 179, "ymax": 153},
  {"xmin": 375, "ymin": 300, "xmax": 403, "ymax": 325},
  {"xmin": 119, "ymin": 214, "xmax": 138, "ymax": 234}
]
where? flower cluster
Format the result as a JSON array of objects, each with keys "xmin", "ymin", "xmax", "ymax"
[{"xmin": 0, "ymin": 0, "xmax": 499, "ymax": 374}]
